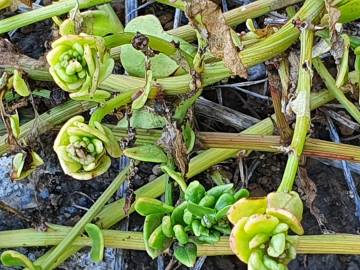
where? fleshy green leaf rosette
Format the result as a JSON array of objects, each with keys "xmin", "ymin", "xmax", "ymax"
[
  {"xmin": 228, "ymin": 191, "xmax": 304, "ymax": 270},
  {"xmin": 53, "ymin": 115, "xmax": 121, "ymax": 180},
  {"xmin": 46, "ymin": 34, "xmax": 114, "ymax": 102}
]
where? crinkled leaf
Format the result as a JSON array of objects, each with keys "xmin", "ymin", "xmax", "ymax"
[
  {"xmin": 185, "ymin": 1, "xmax": 247, "ymax": 77},
  {"xmin": 174, "ymin": 242, "xmax": 197, "ymax": 268}
]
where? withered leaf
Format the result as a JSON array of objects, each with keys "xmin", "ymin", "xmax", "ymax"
[
  {"xmin": 297, "ymin": 167, "xmax": 328, "ymax": 232},
  {"xmin": 185, "ymin": 0, "xmax": 247, "ymax": 78},
  {"xmin": 159, "ymin": 122, "xmax": 188, "ymax": 177},
  {"xmin": 325, "ymin": 0, "xmax": 343, "ymax": 64}
]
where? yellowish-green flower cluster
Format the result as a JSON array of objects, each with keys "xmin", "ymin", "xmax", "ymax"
[
  {"xmin": 228, "ymin": 191, "xmax": 304, "ymax": 270},
  {"xmin": 46, "ymin": 35, "xmax": 113, "ymax": 102},
  {"xmin": 53, "ymin": 115, "xmax": 121, "ymax": 180}
]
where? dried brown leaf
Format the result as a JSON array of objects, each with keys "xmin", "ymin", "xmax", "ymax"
[
  {"xmin": 297, "ymin": 167, "xmax": 328, "ymax": 231},
  {"xmin": 0, "ymin": 38, "xmax": 48, "ymax": 71},
  {"xmin": 325, "ymin": 0, "xmax": 343, "ymax": 64},
  {"xmin": 159, "ymin": 122, "xmax": 188, "ymax": 177},
  {"xmin": 185, "ymin": 0, "xmax": 247, "ymax": 78}
]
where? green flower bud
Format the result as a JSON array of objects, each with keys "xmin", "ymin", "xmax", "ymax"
[
  {"xmin": 267, "ymin": 233, "xmax": 286, "ymax": 258},
  {"xmin": 191, "ymin": 220, "xmax": 202, "ymax": 237}
]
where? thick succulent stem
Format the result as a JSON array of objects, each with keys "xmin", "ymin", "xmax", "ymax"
[
  {"xmin": 164, "ymin": 0, "xmax": 304, "ymax": 41},
  {"xmin": 0, "ymin": 0, "xmax": 111, "ymax": 34},
  {"xmin": 278, "ymin": 28, "xmax": 314, "ymax": 193},
  {"xmin": 1, "ymin": 229, "xmax": 360, "ymax": 256}
]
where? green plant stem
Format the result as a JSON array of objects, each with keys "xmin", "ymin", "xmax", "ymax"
[
  {"xmin": 108, "ymin": 128, "xmax": 360, "ymax": 163},
  {"xmin": 0, "ymin": 0, "xmax": 111, "ymax": 34},
  {"xmin": 36, "ymin": 167, "xmax": 129, "ymax": 270},
  {"xmin": 1, "ymin": 228, "xmax": 360, "ymax": 256},
  {"xmin": 165, "ymin": 0, "xmax": 304, "ymax": 41},
  {"xmin": 278, "ymin": 28, "xmax": 314, "ymax": 193},
  {"xmin": 3, "ymin": 0, "xmax": 322, "ymax": 96},
  {"xmin": 89, "ymin": 91, "xmax": 133, "ymax": 126},
  {"xmin": 313, "ymin": 57, "xmax": 360, "ymax": 124},
  {"xmin": 0, "ymin": 100, "xmax": 96, "ymax": 155},
  {"xmin": 30, "ymin": 89, "xmax": 335, "ymax": 269}
]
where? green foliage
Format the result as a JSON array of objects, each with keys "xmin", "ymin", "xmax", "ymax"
[{"xmin": 135, "ymin": 182, "xmax": 249, "ymax": 267}]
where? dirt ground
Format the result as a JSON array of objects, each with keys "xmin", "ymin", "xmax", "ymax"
[{"xmin": 0, "ymin": 1, "xmax": 360, "ymax": 270}]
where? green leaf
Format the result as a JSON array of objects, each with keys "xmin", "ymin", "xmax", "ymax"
[
  {"xmin": 135, "ymin": 197, "xmax": 174, "ymax": 216},
  {"xmin": 144, "ymin": 214, "xmax": 171, "ymax": 259},
  {"xmin": 187, "ymin": 201, "xmax": 216, "ymax": 218},
  {"xmin": 9, "ymin": 111, "xmax": 20, "ymax": 139},
  {"xmin": 1, "ymin": 250, "xmax": 38, "ymax": 270},
  {"xmin": 12, "ymin": 70, "xmax": 30, "ymax": 97},
  {"xmin": 160, "ymin": 165, "xmax": 187, "ymax": 192},
  {"xmin": 117, "ymin": 107, "xmax": 166, "ymax": 129},
  {"xmin": 174, "ymin": 243, "xmax": 197, "ymax": 268},
  {"xmin": 120, "ymin": 15, "xmax": 196, "ymax": 79},
  {"xmin": 182, "ymin": 122, "xmax": 195, "ymax": 154},
  {"xmin": 173, "ymin": 224, "xmax": 189, "ymax": 245},
  {"xmin": 173, "ymin": 90, "xmax": 202, "ymax": 123},
  {"xmin": 184, "ymin": 180, "xmax": 205, "ymax": 204},
  {"xmin": 123, "ymin": 144, "xmax": 168, "ymax": 163},
  {"xmin": 85, "ymin": 223, "xmax": 104, "ymax": 262}
]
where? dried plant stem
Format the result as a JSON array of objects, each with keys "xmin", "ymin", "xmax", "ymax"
[
  {"xmin": 268, "ymin": 69, "xmax": 292, "ymax": 143},
  {"xmin": 313, "ymin": 58, "xmax": 360, "ymax": 124},
  {"xmin": 1, "ymin": 228, "xmax": 360, "ymax": 257},
  {"xmin": 278, "ymin": 28, "xmax": 314, "ymax": 192}
]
